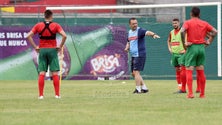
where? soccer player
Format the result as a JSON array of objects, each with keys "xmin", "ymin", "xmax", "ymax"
[
  {"xmin": 167, "ymin": 18, "xmax": 186, "ymax": 93},
  {"xmin": 26, "ymin": 10, "xmax": 67, "ymax": 99},
  {"xmin": 181, "ymin": 7, "xmax": 217, "ymax": 98},
  {"xmin": 124, "ymin": 17, "xmax": 160, "ymax": 94}
]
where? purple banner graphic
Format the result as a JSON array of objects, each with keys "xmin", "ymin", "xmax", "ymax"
[
  {"xmin": 0, "ymin": 25, "xmax": 129, "ymax": 80},
  {"xmin": 77, "ymin": 26, "xmax": 129, "ymax": 80},
  {"xmin": 0, "ymin": 26, "xmax": 31, "ymax": 58}
]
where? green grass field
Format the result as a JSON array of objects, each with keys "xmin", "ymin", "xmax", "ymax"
[{"xmin": 0, "ymin": 80, "xmax": 222, "ymax": 125}]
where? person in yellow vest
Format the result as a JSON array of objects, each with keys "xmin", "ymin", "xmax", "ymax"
[{"xmin": 167, "ymin": 18, "xmax": 187, "ymax": 93}]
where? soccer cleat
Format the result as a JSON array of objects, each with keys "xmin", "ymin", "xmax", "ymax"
[
  {"xmin": 141, "ymin": 89, "xmax": 149, "ymax": 93},
  {"xmin": 133, "ymin": 89, "xmax": 141, "ymax": 94},
  {"xmin": 38, "ymin": 96, "xmax": 44, "ymax": 100},
  {"xmin": 173, "ymin": 90, "xmax": 186, "ymax": 94},
  {"xmin": 55, "ymin": 95, "xmax": 61, "ymax": 99},
  {"xmin": 187, "ymin": 94, "xmax": 194, "ymax": 99},
  {"xmin": 199, "ymin": 95, "xmax": 205, "ymax": 98}
]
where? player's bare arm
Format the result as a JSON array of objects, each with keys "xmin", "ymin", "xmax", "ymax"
[
  {"xmin": 205, "ymin": 28, "xmax": 217, "ymax": 45},
  {"xmin": 167, "ymin": 34, "xmax": 172, "ymax": 53},
  {"xmin": 26, "ymin": 31, "xmax": 39, "ymax": 53},
  {"xmin": 145, "ymin": 31, "xmax": 160, "ymax": 39},
  {"xmin": 57, "ymin": 30, "xmax": 67, "ymax": 52},
  {"xmin": 181, "ymin": 32, "xmax": 187, "ymax": 51},
  {"xmin": 180, "ymin": 27, "xmax": 192, "ymax": 47},
  {"xmin": 180, "ymin": 27, "xmax": 186, "ymax": 43}
]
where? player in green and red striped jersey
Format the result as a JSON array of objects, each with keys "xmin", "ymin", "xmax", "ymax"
[{"xmin": 26, "ymin": 10, "xmax": 67, "ymax": 99}]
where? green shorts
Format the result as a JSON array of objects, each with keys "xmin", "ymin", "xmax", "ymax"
[
  {"xmin": 38, "ymin": 48, "xmax": 60, "ymax": 72},
  {"xmin": 185, "ymin": 44, "xmax": 205, "ymax": 67},
  {"xmin": 171, "ymin": 53, "xmax": 185, "ymax": 67}
]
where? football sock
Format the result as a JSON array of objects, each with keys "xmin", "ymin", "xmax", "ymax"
[
  {"xmin": 181, "ymin": 66, "xmax": 186, "ymax": 92},
  {"xmin": 141, "ymin": 84, "xmax": 148, "ymax": 90},
  {"xmin": 52, "ymin": 75, "xmax": 60, "ymax": 96},
  {"xmin": 186, "ymin": 70, "xmax": 193, "ymax": 96},
  {"xmin": 176, "ymin": 69, "xmax": 181, "ymax": 85},
  {"xmin": 196, "ymin": 71, "xmax": 201, "ymax": 92},
  {"xmin": 136, "ymin": 86, "xmax": 141, "ymax": 93},
  {"xmin": 196, "ymin": 70, "xmax": 206, "ymax": 96},
  {"xmin": 38, "ymin": 74, "xmax": 45, "ymax": 96}
]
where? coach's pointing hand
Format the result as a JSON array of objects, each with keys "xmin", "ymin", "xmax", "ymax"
[
  {"xmin": 146, "ymin": 31, "xmax": 160, "ymax": 39},
  {"xmin": 153, "ymin": 34, "xmax": 160, "ymax": 39}
]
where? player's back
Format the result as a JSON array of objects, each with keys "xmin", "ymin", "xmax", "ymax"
[
  {"xmin": 34, "ymin": 22, "xmax": 61, "ymax": 36},
  {"xmin": 31, "ymin": 21, "xmax": 62, "ymax": 48},
  {"xmin": 184, "ymin": 18, "xmax": 212, "ymax": 44}
]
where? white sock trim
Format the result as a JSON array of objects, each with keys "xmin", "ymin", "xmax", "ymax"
[
  {"xmin": 141, "ymin": 84, "xmax": 148, "ymax": 90},
  {"xmin": 136, "ymin": 86, "xmax": 141, "ymax": 92}
]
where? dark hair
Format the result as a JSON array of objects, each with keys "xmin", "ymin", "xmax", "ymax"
[
  {"xmin": 129, "ymin": 17, "xmax": 137, "ymax": 24},
  {"xmin": 44, "ymin": 10, "xmax": 53, "ymax": 19},
  {"xmin": 191, "ymin": 7, "xmax": 200, "ymax": 17},
  {"xmin": 172, "ymin": 18, "xmax": 179, "ymax": 22}
]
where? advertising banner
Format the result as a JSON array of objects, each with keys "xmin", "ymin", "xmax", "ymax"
[{"xmin": 0, "ymin": 25, "xmax": 129, "ymax": 80}]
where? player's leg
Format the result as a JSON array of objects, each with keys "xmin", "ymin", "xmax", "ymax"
[
  {"xmin": 180, "ymin": 65, "xmax": 186, "ymax": 92},
  {"xmin": 37, "ymin": 49, "xmax": 48, "ymax": 99},
  {"xmin": 51, "ymin": 71, "xmax": 60, "ymax": 98},
  {"xmin": 179, "ymin": 54, "xmax": 186, "ymax": 93},
  {"xmin": 175, "ymin": 66, "xmax": 182, "ymax": 90},
  {"xmin": 186, "ymin": 66, "xmax": 194, "ymax": 98},
  {"xmin": 171, "ymin": 54, "xmax": 182, "ymax": 92},
  {"xmin": 48, "ymin": 48, "xmax": 60, "ymax": 98},
  {"xmin": 196, "ymin": 44, "xmax": 206, "ymax": 98},
  {"xmin": 196, "ymin": 66, "xmax": 205, "ymax": 98},
  {"xmin": 38, "ymin": 72, "xmax": 46, "ymax": 99},
  {"xmin": 195, "ymin": 45, "xmax": 201, "ymax": 93},
  {"xmin": 196, "ymin": 73, "xmax": 201, "ymax": 93},
  {"xmin": 185, "ymin": 45, "xmax": 197, "ymax": 98}
]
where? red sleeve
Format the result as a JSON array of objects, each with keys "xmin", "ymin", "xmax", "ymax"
[
  {"xmin": 182, "ymin": 21, "xmax": 188, "ymax": 30},
  {"xmin": 206, "ymin": 23, "xmax": 213, "ymax": 32},
  {"xmin": 31, "ymin": 23, "xmax": 39, "ymax": 34},
  {"xmin": 56, "ymin": 23, "xmax": 63, "ymax": 33}
]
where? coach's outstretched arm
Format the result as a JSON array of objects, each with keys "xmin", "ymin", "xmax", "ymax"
[{"xmin": 145, "ymin": 31, "xmax": 160, "ymax": 39}]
